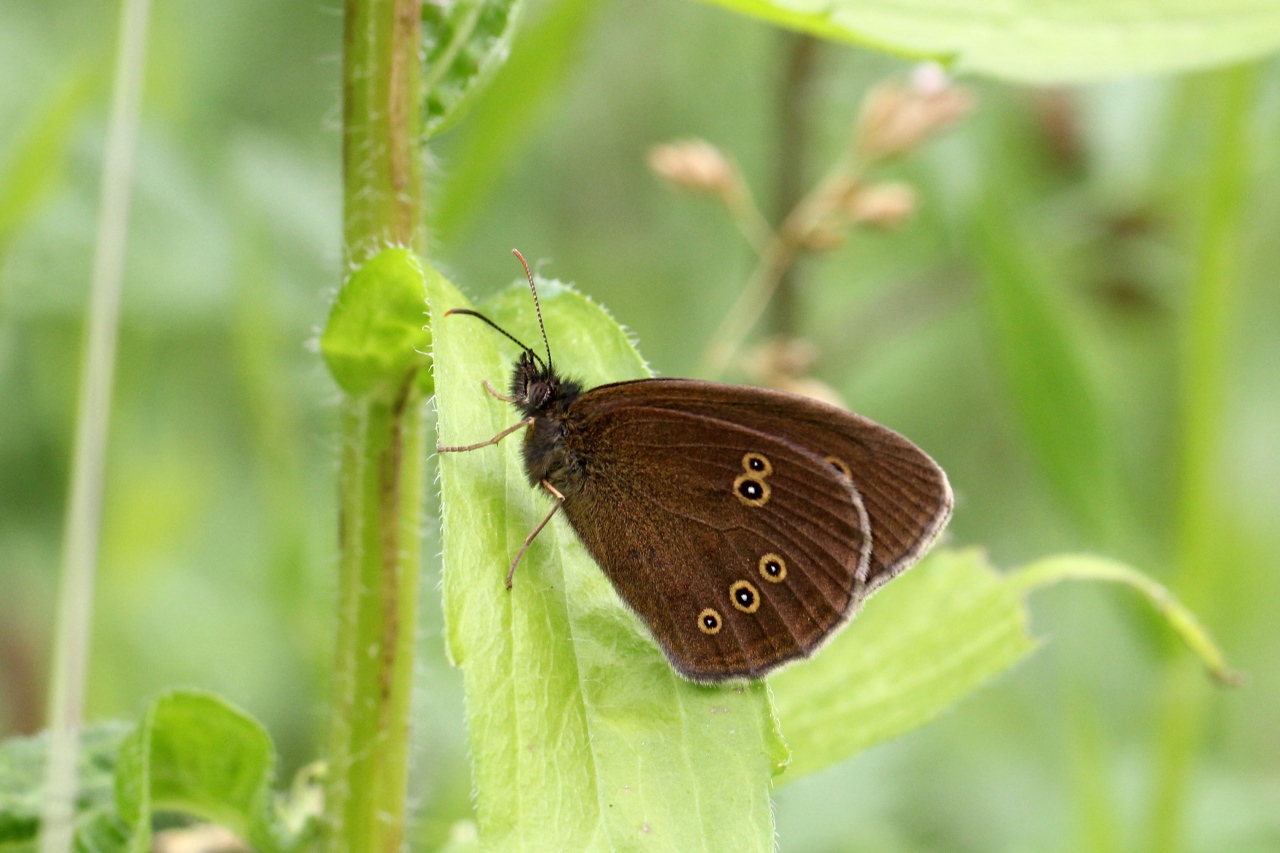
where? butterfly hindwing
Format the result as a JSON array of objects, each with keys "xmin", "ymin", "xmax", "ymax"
[
  {"xmin": 575, "ymin": 379, "xmax": 952, "ymax": 590},
  {"xmin": 559, "ymin": 403, "xmax": 871, "ymax": 681}
]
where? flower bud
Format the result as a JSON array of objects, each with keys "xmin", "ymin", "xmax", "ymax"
[
  {"xmin": 844, "ymin": 182, "xmax": 916, "ymax": 229},
  {"xmin": 155, "ymin": 824, "xmax": 249, "ymax": 853},
  {"xmin": 647, "ymin": 139, "xmax": 737, "ymax": 198},
  {"xmin": 855, "ymin": 66, "xmax": 973, "ymax": 161}
]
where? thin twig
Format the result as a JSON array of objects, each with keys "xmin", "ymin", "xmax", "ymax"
[
  {"xmin": 696, "ymin": 152, "xmax": 859, "ymax": 379},
  {"xmin": 722, "ymin": 172, "xmax": 775, "ymax": 256}
]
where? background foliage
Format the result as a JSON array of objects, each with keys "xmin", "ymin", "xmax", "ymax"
[{"xmin": 1, "ymin": 0, "xmax": 1278, "ymax": 850}]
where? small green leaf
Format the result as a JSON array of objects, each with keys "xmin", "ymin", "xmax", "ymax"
[
  {"xmin": 428, "ymin": 266, "xmax": 785, "ymax": 851},
  {"xmin": 70, "ymin": 810, "xmax": 129, "ymax": 853},
  {"xmin": 770, "ymin": 549, "xmax": 1036, "ymax": 782},
  {"xmin": 422, "ymin": 0, "xmax": 526, "ymax": 139},
  {"xmin": 115, "ymin": 690, "xmax": 314, "ymax": 853},
  {"xmin": 0, "ymin": 724, "xmax": 129, "ymax": 851},
  {"xmin": 320, "ymin": 248, "xmax": 432, "ymax": 398},
  {"xmin": 696, "ymin": 0, "xmax": 1280, "ymax": 83}
]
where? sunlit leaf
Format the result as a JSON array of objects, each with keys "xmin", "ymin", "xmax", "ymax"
[
  {"xmin": 695, "ymin": 0, "xmax": 1280, "ymax": 83},
  {"xmin": 769, "ymin": 546, "xmax": 1239, "ymax": 785},
  {"xmin": 770, "ymin": 549, "xmax": 1035, "ymax": 782},
  {"xmin": 428, "ymin": 265, "xmax": 785, "ymax": 851}
]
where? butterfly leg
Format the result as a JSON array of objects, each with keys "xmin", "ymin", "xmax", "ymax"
[
  {"xmin": 483, "ymin": 379, "xmax": 516, "ymax": 403},
  {"xmin": 437, "ymin": 416, "xmax": 534, "ymax": 453},
  {"xmin": 506, "ymin": 480, "xmax": 565, "ymax": 589}
]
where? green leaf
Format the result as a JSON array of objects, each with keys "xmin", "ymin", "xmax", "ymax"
[
  {"xmin": 428, "ymin": 265, "xmax": 786, "ymax": 852},
  {"xmin": 70, "ymin": 810, "xmax": 130, "ymax": 853},
  {"xmin": 431, "ymin": 0, "xmax": 599, "ymax": 240},
  {"xmin": 769, "ymin": 546, "xmax": 1240, "ymax": 785},
  {"xmin": 320, "ymin": 248, "xmax": 432, "ymax": 398},
  {"xmin": 696, "ymin": 0, "xmax": 1280, "ymax": 83},
  {"xmin": 973, "ymin": 191, "xmax": 1118, "ymax": 541},
  {"xmin": 0, "ymin": 724, "xmax": 130, "ymax": 851},
  {"xmin": 115, "ymin": 690, "xmax": 316, "ymax": 853},
  {"xmin": 769, "ymin": 549, "xmax": 1036, "ymax": 782},
  {"xmin": 422, "ymin": 0, "xmax": 526, "ymax": 139}
]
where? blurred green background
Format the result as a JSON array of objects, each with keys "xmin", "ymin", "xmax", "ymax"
[{"xmin": 2, "ymin": 0, "xmax": 1278, "ymax": 850}]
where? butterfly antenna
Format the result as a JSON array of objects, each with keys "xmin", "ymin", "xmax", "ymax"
[
  {"xmin": 512, "ymin": 249, "xmax": 553, "ymax": 369},
  {"xmin": 444, "ymin": 309, "xmax": 545, "ymax": 369}
]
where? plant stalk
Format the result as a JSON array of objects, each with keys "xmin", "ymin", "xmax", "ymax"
[
  {"xmin": 342, "ymin": 0, "xmax": 425, "ymax": 266},
  {"xmin": 38, "ymin": 1, "xmax": 151, "ymax": 850},
  {"xmin": 770, "ymin": 32, "xmax": 819, "ymax": 338},
  {"xmin": 1147, "ymin": 62, "xmax": 1258, "ymax": 853},
  {"xmin": 324, "ymin": 1, "xmax": 425, "ymax": 852},
  {"xmin": 325, "ymin": 380, "xmax": 426, "ymax": 853}
]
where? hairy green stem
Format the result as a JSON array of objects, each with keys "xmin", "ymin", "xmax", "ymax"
[
  {"xmin": 325, "ymin": 383, "xmax": 426, "ymax": 853},
  {"xmin": 343, "ymin": 0, "xmax": 425, "ymax": 266},
  {"xmin": 324, "ymin": 1, "xmax": 425, "ymax": 852},
  {"xmin": 1147, "ymin": 63, "xmax": 1258, "ymax": 853}
]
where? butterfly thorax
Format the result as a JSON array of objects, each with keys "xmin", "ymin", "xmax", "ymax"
[{"xmin": 509, "ymin": 353, "xmax": 587, "ymax": 493}]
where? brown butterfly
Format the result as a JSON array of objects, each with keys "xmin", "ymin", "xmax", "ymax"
[{"xmin": 439, "ymin": 251, "xmax": 952, "ymax": 682}]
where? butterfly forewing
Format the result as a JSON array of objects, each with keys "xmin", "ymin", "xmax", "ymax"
[
  {"xmin": 559, "ymin": 404, "xmax": 871, "ymax": 681},
  {"xmin": 576, "ymin": 379, "xmax": 952, "ymax": 590}
]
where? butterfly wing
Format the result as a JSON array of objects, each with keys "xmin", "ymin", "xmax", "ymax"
[
  {"xmin": 576, "ymin": 379, "xmax": 952, "ymax": 590},
  {"xmin": 559, "ymin": 403, "xmax": 871, "ymax": 681}
]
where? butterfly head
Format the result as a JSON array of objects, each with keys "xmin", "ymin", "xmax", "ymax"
[
  {"xmin": 510, "ymin": 350, "xmax": 581, "ymax": 418},
  {"xmin": 448, "ymin": 248, "xmax": 584, "ymax": 418}
]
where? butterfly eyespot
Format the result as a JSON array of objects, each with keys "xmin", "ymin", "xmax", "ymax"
[
  {"xmin": 825, "ymin": 455, "xmax": 852, "ymax": 480},
  {"xmin": 729, "ymin": 580, "xmax": 761, "ymax": 613},
  {"xmin": 733, "ymin": 474, "xmax": 771, "ymax": 507},
  {"xmin": 758, "ymin": 553, "xmax": 787, "ymax": 582},
  {"xmin": 742, "ymin": 452, "xmax": 772, "ymax": 476},
  {"xmin": 698, "ymin": 608, "xmax": 722, "ymax": 634}
]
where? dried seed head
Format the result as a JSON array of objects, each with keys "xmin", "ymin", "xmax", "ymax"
[
  {"xmin": 799, "ymin": 225, "xmax": 848, "ymax": 252},
  {"xmin": 845, "ymin": 182, "xmax": 916, "ymax": 229},
  {"xmin": 647, "ymin": 139, "xmax": 737, "ymax": 198},
  {"xmin": 745, "ymin": 337, "xmax": 845, "ymax": 408},
  {"xmin": 774, "ymin": 375, "xmax": 846, "ymax": 408},
  {"xmin": 855, "ymin": 66, "xmax": 974, "ymax": 162}
]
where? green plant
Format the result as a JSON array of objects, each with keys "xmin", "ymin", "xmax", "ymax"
[{"xmin": 4, "ymin": 0, "xmax": 1271, "ymax": 851}]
